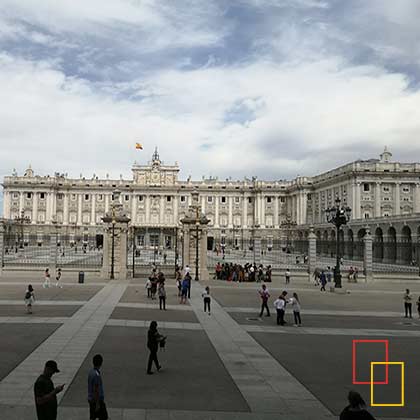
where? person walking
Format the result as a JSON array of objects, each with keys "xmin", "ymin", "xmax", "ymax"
[
  {"xmin": 34, "ymin": 360, "xmax": 64, "ymax": 420},
  {"xmin": 186, "ymin": 272, "xmax": 192, "ymax": 298},
  {"xmin": 289, "ymin": 292, "xmax": 302, "ymax": 327},
  {"xmin": 285, "ymin": 269, "xmax": 291, "ymax": 285},
  {"xmin": 25, "ymin": 284, "xmax": 35, "ymax": 314},
  {"xmin": 339, "ymin": 390, "xmax": 376, "ymax": 420},
  {"xmin": 147, "ymin": 321, "xmax": 166, "ymax": 375},
  {"xmin": 158, "ymin": 282, "xmax": 166, "ymax": 310},
  {"xmin": 88, "ymin": 354, "xmax": 108, "ymax": 420},
  {"xmin": 55, "ymin": 268, "xmax": 62, "ymax": 288},
  {"xmin": 202, "ymin": 286, "xmax": 211, "ymax": 315},
  {"xmin": 43, "ymin": 268, "xmax": 51, "ymax": 288},
  {"xmin": 180, "ymin": 275, "xmax": 189, "ymax": 304},
  {"xmin": 404, "ymin": 289, "xmax": 413, "ymax": 318},
  {"xmin": 320, "ymin": 270, "xmax": 327, "ymax": 291},
  {"xmin": 274, "ymin": 291, "xmax": 288, "ymax": 325},
  {"xmin": 258, "ymin": 284, "xmax": 270, "ymax": 317},
  {"xmin": 145, "ymin": 278, "xmax": 152, "ymax": 298}
]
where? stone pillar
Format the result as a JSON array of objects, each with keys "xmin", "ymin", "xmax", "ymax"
[
  {"xmin": 215, "ymin": 197, "xmax": 219, "ymax": 227},
  {"xmin": 101, "ymin": 228, "xmax": 110, "ymax": 279},
  {"xmin": 19, "ymin": 192, "xmax": 24, "ymax": 215},
  {"xmin": 145, "ymin": 195, "xmax": 151, "ymax": 224},
  {"xmin": 253, "ymin": 229, "xmax": 261, "ymax": 264},
  {"xmin": 200, "ymin": 227, "xmax": 209, "ymax": 280},
  {"xmin": 414, "ymin": 184, "xmax": 420, "ymax": 214},
  {"xmin": 49, "ymin": 228, "xmax": 57, "ymax": 272},
  {"xmin": 375, "ymin": 182, "xmax": 381, "ymax": 217},
  {"xmin": 90, "ymin": 194, "xmax": 96, "ymax": 225},
  {"xmin": 63, "ymin": 193, "xmax": 69, "ymax": 225},
  {"xmin": 363, "ymin": 229, "xmax": 373, "ymax": 282},
  {"xmin": 355, "ymin": 182, "xmax": 361, "ymax": 219},
  {"xmin": 182, "ymin": 226, "xmax": 190, "ymax": 267},
  {"xmin": 77, "ymin": 194, "xmax": 83, "ymax": 225},
  {"xmin": 32, "ymin": 192, "xmax": 38, "ymax": 224},
  {"xmin": 228, "ymin": 196, "xmax": 233, "ymax": 228},
  {"xmin": 131, "ymin": 194, "xmax": 137, "ymax": 225},
  {"xmin": 3, "ymin": 191, "xmax": 11, "ymax": 219},
  {"xmin": 394, "ymin": 183, "xmax": 401, "ymax": 216},
  {"xmin": 308, "ymin": 227, "xmax": 317, "ymax": 281},
  {"xmin": 274, "ymin": 196, "xmax": 279, "ymax": 228},
  {"xmin": 0, "ymin": 221, "xmax": 4, "ymax": 276},
  {"xmin": 242, "ymin": 195, "xmax": 247, "ymax": 228}
]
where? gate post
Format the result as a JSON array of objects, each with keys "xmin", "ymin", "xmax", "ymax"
[
  {"xmin": 363, "ymin": 229, "xmax": 373, "ymax": 282},
  {"xmin": 308, "ymin": 226, "xmax": 317, "ymax": 281}
]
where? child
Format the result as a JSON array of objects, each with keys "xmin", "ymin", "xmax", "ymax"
[
  {"xmin": 24, "ymin": 284, "xmax": 35, "ymax": 314},
  {"xmin": 55, "ymin": 268, "xmax": 62, "ymax": 288},
  {"xmin": 43, "ymin": 268, "xmax": 51, "ymax": 288},
  {"xmin": 202, "ymin": 286, "xmax": 211, "ymax": 315},
  {"xmin": 289, "ymin": 292, "xmax": 302, "ymax": 326}
]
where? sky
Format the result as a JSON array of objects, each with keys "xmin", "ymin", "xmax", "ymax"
[{"xmin": 1, "ymin": 0, "xmax": 420, "ymax": 212}]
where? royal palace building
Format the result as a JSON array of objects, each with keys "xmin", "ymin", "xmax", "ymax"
[{"xmin": 2, "ymin": 147, "xmax": 420, "ymax": 250}]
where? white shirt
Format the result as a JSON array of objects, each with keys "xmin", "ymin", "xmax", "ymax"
[
  {"xmin": 274, "ymin": 298, "xmax": 286, "ymax": 310},
  {"xmin": 202, "ymin": 289, "xmax": 211, "ymax": 300},
  {"xmin": 288, "ymin": 297, "xmax": 301, "ymax": 312}
]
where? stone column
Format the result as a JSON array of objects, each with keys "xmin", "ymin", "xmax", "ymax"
[
  {"xmin": 63, "ymin": 193, "xmax": 69, "ymax": 225},
  {"xmin": 363, "ymin": 229, "xmax": 373, "ymax": 282},
  {"xmin": 301, "ymin": 191, "xmax": 307, "ymax": 225},
  {"xmin": 308, "ymin": 227, "xmax": 317, "ymax": 281},
  {"xmin": 32, "ymin": 192, "xmax": 38, "ymax": 224},
  {"xmin": 414, "ymin": 184, "xmax": 420, "ymax": 214},
  {"xmin": 253, "ymin": 229, "xmax": 261, "ymax": 263},
  {"xmin": 182, "ymin": 226, "xmax": 190, "ymax": 267},
  {"xmin": 242, "ymin": 195, "xmax": 247, "ymax": 228},
  {"xmin": 49, "ymin": 228, "xmax": 57, "ymax": 272},
  {"xmin": 274, "ymin": 196, "xmax": 279, "ymax": 228},
  {"xmin": 77, "ymin": 194, "xmax": 83, "ymax": 225},
  {"xmin": 100, "ymin": 227, "xmax": 110, "ymax": 279},
  {"xmin": 215, "ymin": 196, "xmax": 220, "ymax": 227},
  {"xmin": 355, "ymin": 182, "xmax": 361, "ymax": 219},
  {"xmin": 105, "ymin": 194, "xmax": 110, "ymax": 214},
  {"xmin": 3, "ymin": 191, "xmax": 11, "ymax": 219},
  {"xmin": 19, "ymin": 192, "xmax": 24, "ymax": 215},
  {"xmin": 145, "ymin": 195, "xmax": 151, "ymax": 224},
  {"xmin": 174, "ymin": 196, "xmax": 179, "ymax": 226},
  {"xmin": 201, "ymin": 196, "xmax": 205, "ymax": 213},
  {"xmin": 260, "ymin": 194, "xmax": 265, "ymax": 227},
  {"xmin": 200, "ymin": 226, "xmax": 209, "ymax": 280},
  {"xmin": 131, "ymin": 194, "xmax": 137, "ymax": 225},
  {"xmin": 228, "ymin": 196, "xmax": 233, "ymax": 228},
  {"xmin": 90, "ymin": 194, "xmax": 96, "ymax": 225},
  {"xmin": 394, "ymin": 183, "xmax": 401, "ymax": 216},
  {"xmin": 0, "ymin": 221, "xmax": 4, "ymax": 276},
  {"xmin": 375, "ymin": 182, "xmax": 381, "ymax": 217},
  {"xmin": 160, "ymin": 195, "xmax": 165, "ymax": 225}
]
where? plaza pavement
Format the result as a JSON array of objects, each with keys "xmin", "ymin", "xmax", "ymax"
[{"xmin": 0, "ymin": 271, "xmax": 419, "ymax": 419}]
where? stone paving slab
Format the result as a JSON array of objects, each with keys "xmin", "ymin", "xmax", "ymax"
[
  {"xmin": 106, "ymin": 319, "xmax": 202, "ymax": 330},
  {"xmin": 62, "ymin": 326, "xmax": 249, "ymax": 412},
  {"xmin": 251, "ymin": 333, "xmax": 419, "ymax": 418},
  {"xmin": 0, "ymin": 317, "xmax": 67, "ymax": 324},
  {"xmin": 229, "ymin": 311, "xmax": 420, "ymax": 330},
  {"xmin": 0, "ymin": 305, "xmax": 81, "ymax": 317},
  {"xmin": 0, "ymin": 324, "xmax": 59, "ymax": 381},
  {"xmin": 110, "ymin": 307, "xmax": 198, "ymax": 323},
  {"xmin": 0, "ymin": 281, "xmax": 127, "ymax": 406}
]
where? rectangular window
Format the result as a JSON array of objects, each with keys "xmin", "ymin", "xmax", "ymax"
[
  {"xmin": 98, "ymin": 194, "xmax": 103, "ymax": 201},
  {"xmin": 85, "ymin": 194, "xmax": 89, "ymax": 201},
  {"xmin": 207, "ymin": 196, "xmax": 213, "ymax": 203},
  {"xmin": 364, "ymin": 213, "xmax": 370, "ymax": 219},
  {"xmin": 57, "ymin": 193, "xmax": 63, "ymax": 200},
  {"xmin": 180, "ymin": 196, "xmax": 186, "ymax": 202},
  {"xmin": 383, "ymin": 186, "xmax": 390, "ymax": 192},
  {"xmin": 248, "ymin": 197, "xmax": 252, "ymax": 203},
  {"xmin": 26, "ymin": 192, "xmax": 32, "ymax": 199},
  {"xmin": 166, "ymin": 196, "xmax": 171, "ymax": 202},
  {"xmin": 71, "ymin": 194, "xmax": 76, "ymax": 201},
  {"xmin": 125, "ymin": 195, "xmax": 129, "ymax": 201},
  {"xmin": 221, "ymin": 196, "xmax": 226, "ymax": 203},
  {"xmin": 363, "ymin": 183, "xmax": 370, "ymax": 192},
  {"xmin": 266, "ymin": 196, "xmax": 272, "ymax": 203},
  {"xmin": 13, "ymin": 192, "xmax": 19, "ymax": 199},
  {"xmin": 138, "ymin": 195, "xmax": 143, "ymax": 202},
  {"xmin": 40, "ymin": 192, "xmax": 45, "ymax": 199},
  {"xmin": 402, "ymin": 186, "xmax": 410, "ymax": 193},
  {"xmin": 307, "ymin": 193, "xmax": 312, "ymax": 200},
  {"xmin": 280, "ymin": 197, "xmax": 285, "ymax": 203},
  {"xmin": 235, "ymin": 196, "xmax": 240, "ymax": 203}
]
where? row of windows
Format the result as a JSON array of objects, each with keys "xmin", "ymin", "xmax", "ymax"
[
  {"xmin": 363, "ymin": 183, "xmax": 412, "ymax": 193},
  {"xmin": 13, "ymin": 192, "xmax": 288, "ymax": 203}
]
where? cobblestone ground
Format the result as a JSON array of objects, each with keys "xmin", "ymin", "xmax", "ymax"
[{"xmin": 0, "ymin": 270, "xmax": 419, "ymax": 419}]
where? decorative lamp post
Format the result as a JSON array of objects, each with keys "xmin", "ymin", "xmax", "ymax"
[
  {"xmin": 110, "ymin": 210, "xmax": 116, "ymax": 279},
  {"xmin": 325, "ymin": 197, "xmax": 351, "ymax": 288},
  {"xmin": 14, "ymin": 210, "xmax": 30, "ymax": 249},
  {"xmin": 195, "ymin": 207, "xmax": 200, "ymax": 281}
]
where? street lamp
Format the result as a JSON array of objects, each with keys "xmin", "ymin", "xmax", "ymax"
[
  {"xmin": 325, "ymin": 197, "xmax": 351, "ymax": 288},
  {"xmin": 195, "ymin": 207, "xmax": 200, "ymax": 281},
  {"xmin": 110, "ymin": 209, "xmax": 116, "ymax": 279},
  {"xmin": 14, "ymin": 210, "xmax": 30, "ymax": 249}
]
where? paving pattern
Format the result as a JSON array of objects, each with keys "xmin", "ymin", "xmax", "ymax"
[{"xmin": 0, "ymin": 273, "xmax": 419, "ymax": 419}]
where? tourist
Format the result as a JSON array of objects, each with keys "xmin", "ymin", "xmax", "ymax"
[
  {"xmin": 88, "ymin": 354, "xmax": 108, "ymax": 420},
  {"xmin": 404, "ymin": 288, "xmax": 412, "ymax": 318},
  {"xmin": 326, "ymin": 267, "xmax": 332, "ymax": 283},
  {"xmin": 186, "ymin": 272, "xmax": 192, "ymax": 298},
  {"xmin": 150, "ymin": 275, "xmax": 157, "ymax": 300},
  {"xmin": 339, "ymin": 390, "xmax": 376, "ymax": 420},
  {"xmin": 158, "ymin": 282, "xmax": 166, "ymax": 310},
  {"xmin": 145, "ymin": 278, "xmax": 152, "ymax": 298},
  {"xmin": 258, "ymin": 284, "xmax": 270, "ymax": 317},
  {"xmin": 417, "ymin": 296, "xmax": 420, "ymax": 319},
  {"xmin": 266, "ymin": 265, "xmax": 272, "ymax": 282},
  {"xmin": 202, "ymin": 286, "xmax": 211, "ymax": 315},
  {"xmin": 320, "ymin": 270, "xmax": 327, "ymax": 291},
  {"xmin": 184, "ymin": 265, "xmax": 190, "ymax": 277},
  {"xmin": 289, "ymin": 292, "xmax": 302, "ymax": 327},
  {"xmin": 34, "ymin": 360, "xmax": 64, "ymax": 420},
  {"xmin": 25, "ymin": 284, "xmax": 35, "ymax": 314},
  {"xmin": 274, "ymin": 291, "xmax": 288, "ymax": 326},
  {"xmin": 180, "ymin": 275, "xmax": 189, "ymax": 304},
  {"xmin": 285, "ymin": 268, "xmax": 291, "ymax": 285},
  {"xmin": 43, "ymin": 268, "xmax": 51, "ymax": 288},
  {"xmin": 146, "ymin": 321, "xmax": 166, "ymax": 375},
  {"xmin": 55, "ymin": 268, "xmax": 62, "ymax": 288}
]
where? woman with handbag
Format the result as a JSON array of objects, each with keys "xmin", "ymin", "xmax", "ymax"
[{"xmin": 146, "ymin": 321, "xmax": 166, "ymax": 375}]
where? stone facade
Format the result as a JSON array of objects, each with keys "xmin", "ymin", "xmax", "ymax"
[{"xmin": 2, "ymin": 147, "xmax": 420, "ymax": 248}]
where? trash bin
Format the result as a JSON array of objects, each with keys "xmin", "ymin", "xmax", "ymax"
[{"xmin": 78, "ymin": 271, "xmax": 84, "ymax": 284}]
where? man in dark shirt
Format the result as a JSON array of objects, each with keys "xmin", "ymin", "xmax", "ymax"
[
  {"xmin": 34, "ymin": 360, "xmax": 64, "ymax": 420},
  {"xmin": 88, "ymin": 354, "xmax": 108, "ymax": 420}
]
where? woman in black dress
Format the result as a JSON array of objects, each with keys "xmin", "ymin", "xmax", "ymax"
[{"xmin": 146, "ymin": 321, "xmax": 166, "ymax": 375}]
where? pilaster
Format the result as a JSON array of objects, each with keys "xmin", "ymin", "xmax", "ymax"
[{"xmin": 363, "ymin": 229, "xmax": 373, "ymax": 282}]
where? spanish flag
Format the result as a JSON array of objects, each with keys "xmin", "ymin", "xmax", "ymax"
[{"xmin": 135, "ymin": 143, "xmax": 143, "ymax": 150}]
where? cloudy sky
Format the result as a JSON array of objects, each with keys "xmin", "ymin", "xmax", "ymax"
[{"xmin": 1, "ymin": 0, "xmax": 420, "ymax": 209}]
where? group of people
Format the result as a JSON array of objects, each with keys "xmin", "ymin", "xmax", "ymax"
[
  {"xmin": 43, "ymin": 268, "xmax": 62, "ymax": 289},
  {"xmin": 145, "ymin": 269, "xmax": 167, "ymax": 310},
  {"xmin": 214, "ymin": 262, "xmax": 272, "ymax": 282},
  {"xmin": 258, "ymin": 283, "xmax": 302, "ymax": 326}
]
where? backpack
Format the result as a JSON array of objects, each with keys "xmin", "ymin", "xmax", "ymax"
[{"xmin": 25, "ymin": 291, "xmax": 31, "ymax": 300}]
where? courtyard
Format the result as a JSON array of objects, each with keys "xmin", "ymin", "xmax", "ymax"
[{"xmin": 0, "ymin": 271, "xmax": 418, "ymax": 420}]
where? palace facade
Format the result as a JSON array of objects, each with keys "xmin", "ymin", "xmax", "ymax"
[{"xmin": 2, "ymin": 147, "xmax": 420, "ymax": 249}]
